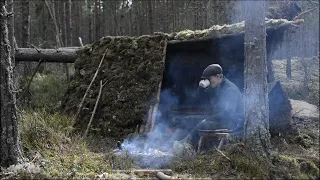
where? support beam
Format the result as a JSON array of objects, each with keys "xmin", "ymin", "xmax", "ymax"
[{"xmin": 15, "ymin": 48, "xmax": 79, "ymax": 63}]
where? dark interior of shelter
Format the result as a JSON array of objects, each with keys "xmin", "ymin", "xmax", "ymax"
[{"xmin": 157, "ymin": 30, "xmax": 290, "ymax": 132}]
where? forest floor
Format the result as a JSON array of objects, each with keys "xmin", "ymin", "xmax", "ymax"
[
  {"xmin": 1, "ymin": 100, "xmax": 318, "ymax": 180},
  {"xmin": 0, "ymin": 57, "xmax": 319, "ymax": 179}
]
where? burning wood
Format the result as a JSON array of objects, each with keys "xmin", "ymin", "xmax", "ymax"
[
  {"xmin": 113, "ymin": 148, "xmax": 174, "ymax": 168},
  {"xmin": 110, "ymin": 169, "xmax": 173, "ymax": 175},
  {"xmin": 169, "ymin": 106, "xmax": 213, "ymax": 115}
]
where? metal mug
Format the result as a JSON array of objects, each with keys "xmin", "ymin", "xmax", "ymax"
[{"xmin": 199, "ymin": 79, "xmax": 210, "ymax": 88}]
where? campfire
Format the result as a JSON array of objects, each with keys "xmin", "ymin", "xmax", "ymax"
[
  {"xmin": 113, "ymin": 131, "xmax": 175, "ymax": 168},
  {"xmin": 112, "ymin": 106, "xmax": 213, "ymax": 168}
]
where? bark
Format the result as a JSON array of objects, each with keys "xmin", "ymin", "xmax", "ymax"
[
  {"xmin": 0, "ymin": 1, "xmax": 21, "ymax": 167},
  {"xmin": 243, "ymin": 1, "xmax": 271, "ymax": 160},
  {"xmin": 7, "ymin": 0, "xmax": 14, "ymax": 64},
  {"xmin": 15, "ymin": 48, "xmax": 79, "ymax": 63}
]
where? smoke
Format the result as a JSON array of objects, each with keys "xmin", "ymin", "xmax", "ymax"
[{"xmin": 117, "ymin": 87, "xmax": 180, "ymax": 167}]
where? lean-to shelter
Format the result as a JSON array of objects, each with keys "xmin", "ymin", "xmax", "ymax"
[{"xmin": 62, "ymin": 18, "xmax": 303, "ymax": 138}]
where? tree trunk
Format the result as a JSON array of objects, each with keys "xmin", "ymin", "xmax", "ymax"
[
  {"xmin": 147, "ymin": 0, "xmax": 154, "ymax": 34},
  {"xmin": 21, "ymin": 0, "xmax": 32, "ymax": 106},
  {"xmin": 244, "ymin": 1, "xmax": 271, "ymax": 160},
  {"xmin": 94, "ymin": 0, "xmax": 100, "ymax": 40},
  {"xmin": 66, "ymin": 0, "xmax": 72, "ymax": 46},
  {"xmin": 64, "ymin": 0, "xmax": 72, "ymax": 81},
  {"xmin": 61, "ymin": 1, "xmax": 67, "ymax": 46},
  {"xmin": 87, "ymin": 0, "xmax": 92, "ymax": 43},
  {"xmin": 301, "ymin": 41, "xmax": 309, "ymax": 97},
  {"xmin": 15, "ymin": 48, "xmax": 79, "ymax": 63},
  {"xmin": 0, "ymin": 0, "xmax": 21, "ymax": 167},
  {"xmin": 285, "ymin": 33, "xmax": 292, "ymax": 79}
]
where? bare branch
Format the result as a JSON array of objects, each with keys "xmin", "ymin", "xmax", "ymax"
[
  {"xmin": 214, "ymin": 147, "xmax": 231, "ymax": 162},
  {"xmin": 27, "ymin": 42, "xmax": 41, "ymax": 53},
  {"xmin": 307, "ymin": 0, "xmax": 320, "ymax": 5},
  {"xmin": 83, "ymin": 80, "xmax": 104, "ymax": 139},
  {"xmin": 72, "ymin": 48, "xmax": 109, "ymax": 126},
  {"xmin": 293, "ymin": 7, "xmax": 317, "ymax": 21}
]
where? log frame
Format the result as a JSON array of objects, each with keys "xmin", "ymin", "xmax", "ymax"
[{"xmin": 15, "ymin": 48, "xmax": 79, "ymax": 63}]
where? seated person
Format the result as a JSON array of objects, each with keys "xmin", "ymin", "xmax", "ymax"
[{"xmin": 173, "ymin": 64, "xmax": 244, "ymax": 149}]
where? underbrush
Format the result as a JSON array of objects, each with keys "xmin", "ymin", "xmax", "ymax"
[
  {"xmin": 171, "ymin": 144, "xmax": 269, "ymax": 179},
  {"xmin": 15, "ymin": 109, "xmax": 111, "ymax": 179},
  {"xmin": 17, "ymin": 72, "xmax": 68, "ymax": 111},
  {"xmin": 29, "ymin": 73, "xmax": 67, "ymax": 110},
  {"xmin": 171, "ymin": 140, "xmax": 319, "ymax": 179}
]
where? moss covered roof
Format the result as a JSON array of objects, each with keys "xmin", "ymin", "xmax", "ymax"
[{"xmin": 155, "ymin": 18, "xmax": 303, "ymax": 41}]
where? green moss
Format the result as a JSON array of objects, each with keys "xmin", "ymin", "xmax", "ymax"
[
  {"xmin": 294, "ymin": 134, "xmax": 313, "ymax": 148},
  {"xmin": 62, "ymin": 35, "xmax": 168, "ymax": 138},
  {"xmin": 300, "ymin": 160, "xmax": 320, "ymax": 177},
  {"xmin": 279, "ymin": 155, "xmax": 299, "ymax": 167}
]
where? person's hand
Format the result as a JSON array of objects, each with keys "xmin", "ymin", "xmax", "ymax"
[{"xmin": 172, "ymin": 117, "xmax": 180, "ymax": 124}]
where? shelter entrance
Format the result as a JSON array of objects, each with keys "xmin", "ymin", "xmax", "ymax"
[{"xmin": 157, "ymin": 36, "xmax": 245, "ymax": 127}]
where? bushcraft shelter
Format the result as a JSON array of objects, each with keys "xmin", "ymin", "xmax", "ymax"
[{"xmin": 62, "ymin": 18, "xmax": 301, "ymax": 138}]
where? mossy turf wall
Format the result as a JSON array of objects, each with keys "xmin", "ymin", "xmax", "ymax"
[{"xmin": 62, "ymin": 35, "xmax": 167, "ymax": 137}]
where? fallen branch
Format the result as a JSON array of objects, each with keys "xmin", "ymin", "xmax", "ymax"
[
  {"xmin": 72, "ymin": 48, "xmax": 109, "ymax": 126},
  {"xmin": 215, "ymin": 147, "xmax": 231, "ymax": 162},
  {"xmin": 293, "ymin": 7, "xmax": 317, "ymax": 21},
  {"xmin": 83, "ymin": 80, "xmax": 104, "ymax": 139}
]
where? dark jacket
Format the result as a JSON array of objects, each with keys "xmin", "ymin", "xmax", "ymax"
[{"xmin": 205, "ymin": 78, "xmax": 244, "ymax": 129}]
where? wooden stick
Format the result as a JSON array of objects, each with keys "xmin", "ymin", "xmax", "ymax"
[
  {"xmin": 214, "ymin": 147, "xmax": 231, "ymax": 162},
  {"xmin": 109, "ymin": 169, "xmax": 173, "ymax": 175},
  {"xmin": 293, "ymin": 7, "xmax": 317, "ymax": 21},
  {"xmin": 79, "ymin": 37, "xmax": 84, "ymax": 47},
  {"xmin": 83, "ymin": 80, "xmax": 104, "ymax": 139},
  {"xmin": 150, "ymin": 81, "xmax": 162, "ymax": 132},
  {"xmin": 26, "ymin": 43, "xmax": 41, "ymax": 53},
  {"xmin": 72, "ymin": 48, "xmax": 109, "ymax": 126},
  {"xmin": 156, "ymin": 172, "xmax": 172, "ymax": 180}
]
